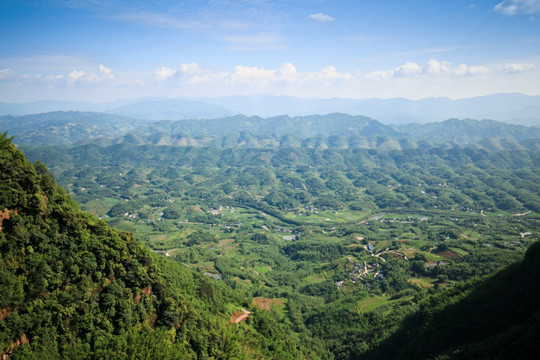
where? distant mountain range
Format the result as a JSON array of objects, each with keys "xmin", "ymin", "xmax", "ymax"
[
  {"xmin": 3, "ymin": 111, "xmax": 540, "ymax": 151},
  {"xmin": 1, "ymin": 93, "xmax": 540, "ymax": 125},
  {"xmin": 0, "ymin": 111, "xmax": 150, "ymax": 146},
  {"xmin": 107, "ymin": 98, "xmax": 236, "ymax": 120},
  {"xmin": 393, "ymin": 118, "xmax": 540, "ymax": 143}
]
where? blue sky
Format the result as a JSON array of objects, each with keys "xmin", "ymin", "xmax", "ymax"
[{"xmin": 1, "ymin": 0, "xmax": 539, "ymax": 102}]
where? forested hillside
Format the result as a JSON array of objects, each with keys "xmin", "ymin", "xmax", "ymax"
[{"xmin": 0, "ymin": 133, "xmax": 307, "ymax": 359}]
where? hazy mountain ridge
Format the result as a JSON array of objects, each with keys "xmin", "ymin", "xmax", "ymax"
[
  {"xmin": 107, "ymin": 98, "xmax": 236, "ymax": 120},
  {"xmin": 393, "ymin": 118, "xmax": 540, "ymax": 143},
  {"xmin": 0, "ymin": 111, "xmax": 151, "ymax": 146},
  {"xmin": 3, "ymin": 111, "xmax": 540, "ymax": 151},
  {"xmin": 0, "ymin": 99, "xmax": 137, "ymax": 115},
  {"xmin": 2, "ymin": 93, "xmax": 540, "ymax": 125}
]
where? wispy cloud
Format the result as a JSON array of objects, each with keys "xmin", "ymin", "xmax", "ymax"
[
  {"xmin": 224, "ymin": 32, "xmax": 286, "ymax": 50},
  {"xmin": 501, "ymin": 63, "xmax": 535, "ymax": 73},
  {"xmin": 98, "ymin": 64, "xmax": 114, "ymax": 79},
  {"xmin": 109, "ymin": 12, "xmax": 203, "ymax": 29},
  {"xmin": 65, "ymin": 65, "xmax": 117, "ymax": 85},
  {"xmin": 348, "ymin": 35, "xmax": 385, "ymax": 42},
  {"xmin": 83, "ymin": 1, "xmax": 278, "ymax": 33},
  {"xmin": 495, "ymin": 0, "xmax": 540, "ymax": 15},
  {"xmin": 0, "ymin": 68, "xmax": 14, "ymax": 80},
  {"xmin": 308, "ymin": 13, "xmax": 335, "ymax": 22}
]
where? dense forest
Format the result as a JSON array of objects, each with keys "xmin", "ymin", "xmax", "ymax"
[{"xmin": 2, "ymin": 109, "xmax": 540, "ymax": 359}]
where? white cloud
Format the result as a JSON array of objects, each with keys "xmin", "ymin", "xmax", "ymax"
[
  {"xmin": 423, "ymin": 59, "xmax": 452, "ymax": 75},
  {"xmin": 231, "ymin": 65, "xmax": 276, "ymax": 85},
  {"xmin": 154, "ymin": 66, "xmax": 177, "ymax": 80},
  {"xmin": 308, "ymin": 13, "xmax": 335, "ymax": 22},
  {"xmin": 163, "ymin": 63, "xmax": 229, "ymax": 84},
  {"xmin": 3, "ymin": 57, "xmax": 538, "ymax": 102},
  {"xmin": 494, "ymin": 0, "xmax": 540, "ymax": 15},
  {"xmin": 394, "ymin": 62, "xmax": 422, "ymax": 77},
  {"xmin": 67, "ymin": 65, "xmax": 117, "ymax": 84},
  {"xmin": 454, "ymin": 64, "xmax": 490, "ymax": 76},
  {"xmin": 179, "ymin": 63, "xmax": 201, "ymax": 75},
  {"xmin": 68, "ymin": 70, "xmax": 87, "ymax": 82},
  {"xmin": 307, "ymin": 66, "xmax": 352, "ymax": 83},
  {"xmin": 501, "ymin": 63, "xmax": 535, "ymax": 73},
  {"xmin": 365, "ymin": 69, "xmax": 394, "ymax": 81},
  {"xmin": 0, "ymin": 68, "xmax": 14, "ymax": 80},
  {"xmin": 179, "ymin": 63, "xmax": 227, "ymax": 84},
  {"xmin": 99, "ymin": 64, "xmax": 114, "ymax": 79},
  {"xmin": 276, "ymin": 63, "xmax": 298, "ymax": 82},
  {"xmin": 365, "ymin": 60, "xmax": 490, "ymax": 80}
]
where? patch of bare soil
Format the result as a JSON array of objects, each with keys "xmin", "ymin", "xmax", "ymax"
[
  {"xmin": 231, "ymin": 308, "xmax": 251, "ymax": 323},
  {"xmin": 253, "ymin": 297, "xmax": 284, "ymax": 310},
  {"xmin": 0, "ymin": 208, "xmax": 18, "ymax": 231},
  {"xmin": 3, "ymin": 333, "xmax": 28, "ymax": 359},
  {"xmin": 0, "ymin": 308, "xmax": 12, "ymax": 321},
  {"xmin": 438, "ymin": 250, "xmax": 461, "ymax": 260}
]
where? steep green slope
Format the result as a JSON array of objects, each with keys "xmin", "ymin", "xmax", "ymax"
[
  {"xmin": 0, "ymin": 133, "xmax": 306, "ymax": 359},
  {"xmin": 364, "ymin": 241, "xmax": 540, "ymax": 360}
]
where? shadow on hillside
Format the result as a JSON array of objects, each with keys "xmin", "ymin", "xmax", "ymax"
[{"xmin": 363, "ymin": 242, "xmax": 540, "ymax": 360}]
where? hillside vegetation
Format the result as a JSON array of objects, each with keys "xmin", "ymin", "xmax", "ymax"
[{"xmin": 0, "ymin": 133, "xmax": 307, "ymax": 359}]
